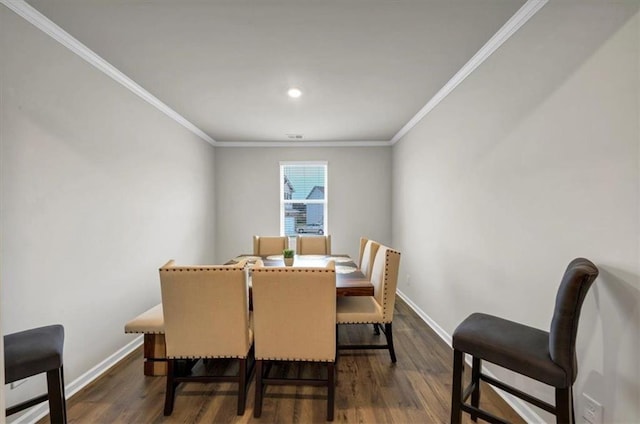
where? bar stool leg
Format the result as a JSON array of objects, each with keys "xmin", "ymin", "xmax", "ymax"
[
  {"xmin": 450, "ymin": 349, "xmax": 463, "ymax": 424},
  {"xmin": 471, "ymin": 357, "xmax": 481, "ymax": 421},
  {"xmin": 556, "ymin": 387, "xmax": 572, "ymax": 424},
  {"xmin": 46, "ymin": 366, "xmax": 67, "ymax": 424}
]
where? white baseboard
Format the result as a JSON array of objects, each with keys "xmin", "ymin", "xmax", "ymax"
[
  {"xmin": 397, "ymin": 289, "xmax": 453, "ymax": 346},
  {"xmin": 396, "ymin": 290, "xmax": 544, "ymax": 424},
  {"xmin": 10, "ymin": 336, "xmax": 143, "ymax": 424}
]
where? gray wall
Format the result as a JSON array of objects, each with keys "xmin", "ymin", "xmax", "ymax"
[
  {"xmin": 214, "ymin": 147, "xmax": 391, "ymax": 263},
  {"xmin": 0, "ymin": 5, "xmax": 216, "ymax": 410},
  {"xmin": 392, "ymin": 3, "xmax": 639, "ymax": 423}
]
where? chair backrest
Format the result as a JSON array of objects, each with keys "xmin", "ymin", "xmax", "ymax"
[
  {"xmin": 370, "ymin": 245, "xmax": 401, "ymax": 322},
  {"xmin": 548, "ymin": 257, "xmax": 599, "ymax": 383},
  {"xmin": 358, "ymin": 237, "xmax": 381, "ymax": 279},
  {"xmin": 159, "ymin": 259, "xmax": 251, "ymax": 359},
  {"xmin": 253, "ymin": 236, "xmax": 288, "ymax": 256},
  {"xmin": 251, "ymin": 261, "xmax": 336, "ymax": 362},
  {"xmin": 296, "ymin": 235, "xmax": 331, "ymax": 255}
]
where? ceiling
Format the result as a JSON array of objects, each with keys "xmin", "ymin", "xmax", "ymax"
[{"xmin": 23, "ymin": 0, "xmax": 529, "ymax": 145}]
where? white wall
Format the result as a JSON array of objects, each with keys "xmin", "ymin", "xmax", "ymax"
[
  {"xmin": 0, "ymin": 4, "xmax": 216, "ymax": 412},
  {"xmin": 392, "ymin": 2, "xmax": 639, "ymax": 423},
  {"xmin": 214, "ymin": 147, "xmax": 391, "ymax": 263},
  {"xmin": 1, "ymin": 7, "xmax": 6, "ymax": 422},
  {"xmin": 0, "ymin": 312, "xmax": 4, "ymax": 424}
]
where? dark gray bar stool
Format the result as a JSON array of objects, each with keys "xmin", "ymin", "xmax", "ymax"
[
  {"xmin": 4, "ymin": 324, "xmax": 67, "ymax": 423},
  {"xmin": 450, "ymin": 258, "xmax": 598, "ymax": 424}
]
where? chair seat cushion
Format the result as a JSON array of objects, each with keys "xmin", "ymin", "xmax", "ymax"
[
  {"xmin": 4, "ymin": 325, "xmax": 64, "ymax": 383},
  {"xmin": 453, "ymin": 313, "xmax": 569, "ymax": 387},
  {"xmin": 336, "ymin": 296, "xmax": 383, "ymax": 324}
]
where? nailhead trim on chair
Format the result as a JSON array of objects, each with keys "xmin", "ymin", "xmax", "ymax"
[
  {"xmin": 255, "ymin": 357, "xmax": 334, "ymax": 362},
  {"xmin": 159, "ymin": 259, "xmax": 247, "ymax": 273},
  {"xmin": 382, "ymin": 249, "xmax": 400, "ymax": 322},
  {"xmin": 254, "ymin": 269, "xmax": 334, "ymax": 273},
  {"xmin": 382, "ymin": 252, "xmax": 389, "ymax": 319},
  {"xmin": 168, "ymin": 354, "xmax": 248, "ymax": 359},
  {"xmin": 160, "ymin": 267, "xmax": 241, "ymax": 272}
]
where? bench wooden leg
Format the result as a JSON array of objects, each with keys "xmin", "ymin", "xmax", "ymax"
[{"xmin": 144, "ymin": 334, "xmax": 167, "ymax": 376}]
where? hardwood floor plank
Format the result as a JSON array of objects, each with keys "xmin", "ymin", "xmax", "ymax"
[{"xmin": 37, "ymin": 299, "xmax": 526, "ymax": 423}]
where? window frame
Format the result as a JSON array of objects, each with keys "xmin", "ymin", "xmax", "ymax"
[{"xmin": 279, "ymin": 161, "xmax": 328, "ymax": 237}]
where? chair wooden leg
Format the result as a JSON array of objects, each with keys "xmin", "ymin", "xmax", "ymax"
[
  {"xmin": 384, "ymin": 323, "xmax": 397, "ymax": 363},
  {"xmin": 373, "ymin": 324, "xmax": 380, "ymax": 335},
  {"xmin": 556, "ymin": 387, "xmax": 572, "ymax": 424},
  {"xmin": 450, "ymin": 349, "xmax": 464, "ymax": 424},
  {"xmin": 237, "ymin": 358, "xmax": 247, "ymax": 415},
  {"xmin": 335, "ymin": 325, "xmax": 340, "ymax": 367},
  {"xmin": 327, "ymin": 361, "xmax": 335, "ymax": 421},
  {"xmin": 46, "ymin": 367, "xmax": 67, "ymax": 424},
  {"xmin": 571, "ymin": 387, "xmax": 576, "ymax": 424},
  {"xmin": 470, "ymin": 357, "xmax": 481, "ymax": 421},
  {"xmin": 254, "ymin": 360, "xmax": 264, "ymax": 418},
  {"xmin": 164, "ymin": 359, "xmax": 177, "ymax": 416}
]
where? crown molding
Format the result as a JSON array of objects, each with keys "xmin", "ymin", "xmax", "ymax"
[
  {"xmin": 2, "ymin": 0, "xmax": 546, "ymax": 149},
  {"xmin": 215, "ymin": 140, "xmax": 391, "ymax": 148},
  {"xmin": 0, "ymin": 0, "xmax": 217, "ymax": 146},
  {"xmin": 389, "ymin": 0, "xmax": 548, "ymax": 145}
]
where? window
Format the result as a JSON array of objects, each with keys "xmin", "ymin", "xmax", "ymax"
[{"xmin": 280, "ymin": 162, "xmax": 328, "ymax": 237}]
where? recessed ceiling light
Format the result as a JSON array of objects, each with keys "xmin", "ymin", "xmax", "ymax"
[{"xmin": 287, "ymin": 88, "xmax": 302, "ymax": 98}]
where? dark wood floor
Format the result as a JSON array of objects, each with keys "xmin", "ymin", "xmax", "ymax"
[{"xmin": 38, "ymin": 299, "xmax": 525, "ymax": 423}]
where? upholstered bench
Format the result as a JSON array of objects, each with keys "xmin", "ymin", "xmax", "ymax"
[{"xmin": 124, "ymin": 304, "xmax": 166, "ymax": 376}]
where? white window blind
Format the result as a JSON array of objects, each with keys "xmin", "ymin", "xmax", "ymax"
[{"xmin": 280, "ymin": 162, "xmax": 328, "ymax": 237}]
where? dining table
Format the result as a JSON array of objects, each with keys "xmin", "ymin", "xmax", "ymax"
[{"xmin": 226, "ymin": 254, "xmax": 374, "ymax": 297}]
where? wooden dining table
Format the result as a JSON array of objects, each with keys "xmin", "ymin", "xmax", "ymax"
[{"xmin": 226, "ymin": 254, "xmax": 374, "ymax": 297}]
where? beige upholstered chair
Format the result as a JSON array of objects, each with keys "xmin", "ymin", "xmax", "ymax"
[
  {"xmin": 253, "ymin": 235, "xmax": 288, "ymax": 256},
  {"xmin": 159, "ymin": 259, "xmax": 253, "ymax": 416},
  {"xmin": 337, "ymin": 245, "xmax": 401, "ymax": 363},
  {"xmin": 252, "ymin": 260, "xmax": 337, "ymax": 421},
  {"xmin": 296, "ymin": 235, "xmax": 331, "ymax": 255},
  {"xmin": 358, "ymin": 237, "xmax": 381, "ymax": 279}
]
